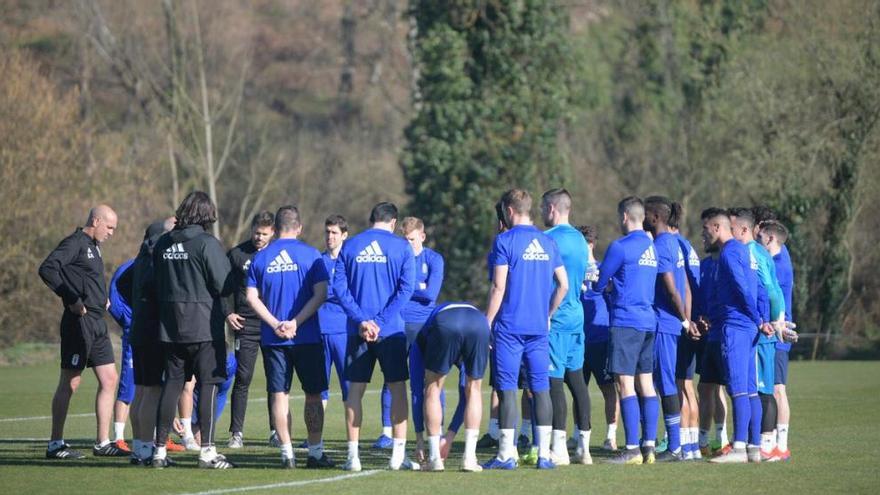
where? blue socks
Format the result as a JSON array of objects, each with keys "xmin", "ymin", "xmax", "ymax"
[
  {"xmin": 620, "ymin": 395, "xmax": 641, "ymax": 448},
  {"xmin": 381, "ymin": 384, "xmax": 392, "ymax": 429},
  {"xmin": 640, "ymin": 396, "xmax": 659, "ymax": 446},
  {"xmin": 664, "ymin": 413, "xmax": 681, "ymax": 453},
  {"xmin": 732, "ymin": 394, "xmax": 751, "ymax": 445},
  {"xmin": 749, "ymin": 394, "xmax": 763, "ymax": 446}
]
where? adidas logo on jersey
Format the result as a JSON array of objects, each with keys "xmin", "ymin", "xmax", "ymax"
[
  {"xmin": 523, "ymin": 239, "xmax": 550, "ymax": 261},
  {"xmin": 750, "ymin": 252, "xmax": 758, "ymax": 271},
  {"xmin": 242, "ymin": 259, "xmax": 251, "ymax": 271},
  {"xmin": 688, "ymin": 248, "xmax": 700, "ymax": 268},
  {"xmin": 267, "ymin": 250, "xmax": 298, "ymax": 273},
  {"xmin": 639, "ymin": 246, "xmax": 658, "ymax": 267},
  {"xmin": 676, "ymin": 248, "xmax": 685, "ymax": 269},
  {"xmin": 162, "ymin": 243, "xmax": 189, "ymax": 260},
  {"xmin": 356, "ymin": 240, "xmax": 387, "ymax": 263},
  {"xmin": 86, "ymin": 247, "xmax": 95, "ymax": 259}
]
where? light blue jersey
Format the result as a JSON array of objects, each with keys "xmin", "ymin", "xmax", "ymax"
[{"xmin": 545, "ymin": 224, "xmax": 589, "ymax": 333}]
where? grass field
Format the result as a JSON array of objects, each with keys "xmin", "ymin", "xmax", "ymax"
[{"xmin": 1, "ymin": 360, "xmax": 878, "ymax": 494}]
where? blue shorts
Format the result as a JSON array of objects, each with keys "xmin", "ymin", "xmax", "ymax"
[
  {"xmin": 699, "ymin": 340, "xmax": 725, "ymax": 385},
  {"xmin": 676, "ymin": 335, "xmax": 702, "ymax": 380},
  {"xmin": 116, "ymin": 332, "xmax": 135, "ymax": 404},
  {"xmin": 756, "ymin": 341, "xmax": 776, "ymax": 394},
  {"xmin": 321, "ymin": 333, "xmax": 349, "ymax": 401},
  {"xmin": 345, "ymin": 334, "xmax": 408, "ymax": 384},
  {"xmin": 264, "ymin": 344, "xmax": 328, "ymax": 395},
  {"xmin": 548, "ymin": 331, "xmax": 585, "ymax": 378},
  {"xmin": 608, "ymin": 327, "xmax": 654, "ymax": 376},
  {"xmin": 419, "ymin": 305, "xmax": 490, "ymax": 379},
  {"xmin": 653, "ymin": 332, "xmax": 679, "ymax": 396},
  {"xmin": 722, "ymin": 325, "xmax": 757, "ymax": 396},
  {"xmin": 493, "ymin": 331, "xmax": 549, "ymax": 392},
  {"xmin": 774, "ymin": 348, "xmax": 789, "ymax": 385},
  {"xmin": 583, "ymin": 340, "xmax": 612, "ymax": 386}
]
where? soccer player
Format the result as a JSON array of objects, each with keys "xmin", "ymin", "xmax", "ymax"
[
  {"xmin": 224, "ymin": 211, "xmax": 276, "ymax": 449},
  {"xmin": 108, "ymin": 258, "xmax": 136, "ymax": 454},
  {"xmin": 333, "ymin": 202, "xmax": 417, "ymax": 471},
  {"xmin": 39, "ymin": 205, "xmax": 127, "ymax": 459},
  {"xmin": 151, "ymin": 191, "xmax": 234, "ymax": 469},
  {"xmin": 704, "ymin": 209, "xmax": 761, "ymax": 464},
  {"xmin": 668, "ymin": 206, "xmax": 703, "ymax": 460},
  {"xmin": 318, "ymin": 215, "xmax": 351, "ymax": 412},
  {"xmin": 595, "ymin": 197, "xmax": 659, "ymax": 465},
  {"xmin": 643, "ymin": 197, "xmax": 696, "ymax": 462},
  {"xmin": 730, "ymin": 207, "xmax": 785, "ymax": 461},
  {"xmin": 419, "ymin": 303, "xmax": 490, "ymax": 472},
  {"xmin": 578, "ymin": 225, "xmax": 619, "ymax": 452},
  {"xmin": 540, "ymin": 188, "xmax": 592, "ymax": 465},
  {"xmin": 758, "ymin": 219, "xmax": 794, "ymax": 461},
  {"xmin": 399, "ymin": 216, "xmax": 445, "ymax": 461},
  {"xmin": 483, "ymin": 188, "xmax": 568, "ymax": 470},
  {"xmin": 246, "ymin": 205, "xmax": 332, "ymax": 469}
]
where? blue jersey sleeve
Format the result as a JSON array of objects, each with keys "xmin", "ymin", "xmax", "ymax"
[
  {"xmin": 246, "ymin": 255, "xmax": 260, "ymax": 289},
  {"xmin": 332, "ymin": 250, "xmax": 369, "ymax": 324},
  {"xmin": 492, "ymin": 235, "xmax": 511, "ymax": 267},
  {"xmin": 108, "ymin": 262, "xmax": 133, "ymax": 329},
  {"xmin": 656, "ymin": 239, "xmax": 674, "ymax": 274},
  {"xmin": 726, "ymin": 248, "xmax": 761, "ymax": 327},
  {"xmin": 592, "ymin": 240, "xmax": 624, "ymax": 294},
  {"xmin": 306, "ymin": 253, "xmax": 330, "ymax": 288},
  {"xmin": 412, "ymin": 250, "xmax": 444, "ymax": 303},
  {"xmin": 374, "ymin": 246, "xmax": 417, "ymax": 329}
]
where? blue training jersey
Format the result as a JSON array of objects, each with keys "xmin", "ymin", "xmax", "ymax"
[
  {"xmin": 333, "ymin": 228, "xmax": 415, "ymax": 338},
  {"xmin": 699, "ymin": 256, "xmax": 724, "ymax": 342},
  {"xmin": 318, "ymin": 252, "xmax": 347, "ymax": 335},
  {"xmin": 591, "ymin": 230, "xmax": 658, "ymax": 331},
  {"xmin": 717, "ymin": 239, "xmax": 760, "ymax": 330},
  {"xmin": 676, "ymin": 233, "xmax": 701, "ymax": 316},
  {"xmin": 749, "ymin": 240, "xmax": 785, "ymax": 344},
  {"xmin": 247, "ymin": 238, "xmax": 328, "ymax": 346},
  {"xmin": 773, "ymin": 247, "xmax": 794, "ymax": 350},
  {"xmin": 489, "ymin": 224, "xmax": 563, "ymax": 335},
  {"xmin": 401, "ymin": 247, "xmax": 444, "ymax": 324},
  {"xmin": 545, "ymin": 224, "xmax": 589, "ymax": 333},
  {"xmin": 582, "ymin": 260, "xmax": 610, "ymax": 343},
  {"xmin": 653, "ymin": 232, "xmax": 687, "ymax": 334},
  {"xmin": 109, "ymin": 258, "xmax": 135, "ymax": 333}
]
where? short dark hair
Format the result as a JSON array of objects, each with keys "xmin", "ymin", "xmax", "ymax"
[
  {"xmin": 577, "ymin": 225, "xmax": 598, "ymax": 244},
  {"xmin": 728, "ymin": 207, "xmax": 755, "ymax": 230},
  {"xmin": 251, "ymin": 211, "xmax": 274, "ymax": 230},
  {"xmin": 325, "ymin": 214, "xmax": 348, "ymax": 233},
  {"xmin": 701, "ymin": 207, "xmax": 727, "ymax": 221},
  {"xmin": 541, "ymin": 188, "xmax": 572, "ymax": 212},
  {"xmin": 752, "ymin": 205, "xmax": 777, "ymax": 225},
  {"xmin": 274, "ymin": 205, "xmax": 301, "ymax": 232},
  {"xmin": 668, "ymin": 202, "xmax": 683, "ymax": 229},
  {"xmin": 618, "ymin": 196, "xmax": 645, "ymax": 222},
  {"xmin": 175, "ymin": 191, "xmax": 217, "ymax": 230},
  {"xmin": 369, "ymin": 202, "xmax": 398, "ymax": 224},
  {"xmin": 760, "ymin": 220, "xmax": 789, "ymax": 243},
  {"xmin": 501, "ymin": 188, "xmax": 532, "ymax": 215},
  {"xmin": 644, "ymin": 196, "xmax": 673, "ymax": 224}
]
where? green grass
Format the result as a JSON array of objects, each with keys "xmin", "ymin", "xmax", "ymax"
[{"xmin": 0, "ymin": 361, "xmax": 878, "ymax": 494}]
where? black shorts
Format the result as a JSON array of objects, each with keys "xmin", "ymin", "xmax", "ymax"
[
  {"xmin": 419, "ymin": 305, "xmax": 490, "ymax": 379},
  {"xmin": 162, "ymin": 341, "xmax": 227, "ymax": 385},
  {"xmin": 263, "ymin": 344, "xmax": 328, "ymax": 395},
  {"xmin": 345, "ymin": 333, "xmax": 408, "ymax": 384},
  {"xmin": 60, "ymin": 312, "xmax": 115, "ymax": 370},
  {"xmin": 132, "ymin": 340, "xmax": 165, "ymax": 386}
]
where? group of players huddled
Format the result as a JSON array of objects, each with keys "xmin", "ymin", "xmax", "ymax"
[{"xmin": 37, "ymin": 187, "xmax": 797, "ymax": 471}]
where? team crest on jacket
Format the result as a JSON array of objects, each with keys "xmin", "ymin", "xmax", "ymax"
[{"xmin": 523, "ymin": 239, "xmax": 550, "ymax": 261}]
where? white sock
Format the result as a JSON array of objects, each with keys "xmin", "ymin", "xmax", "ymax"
[
  {"xmin": 761, "ymin": 432, "xmax": 775, "ymax": 452},
  {"xmin": 699, "ymin": 428, "xmax": 710, "ymax": 447},
  {"xmin": 114, "ymin": 422, "xmax": 126, "ymax": 441},
  {"xmin": 390, "ymin": 437, "xmax": 406, "ymax": 466},
  {"xmin": 578, "ymin": 429, "xmax": 591, "ymax": 454},
  {"xmin": 347, "ymin": 440, "xmax": 359, "ymax": 460},
  {"xmin": 716, "ymin": 423, "xmax": 729, "ymax": 446},
  {"xmin": 464, "ymin": 429, "xmax": 479, "ymax": 461},
  {"xmin": 199, "ymin": 445, "xmax": 217, "ymax": 461},
  {"xmin": 281, "ymin": 443, "xmax": 293, "ymax": 460},
  {"xmin": 96, "ymin": 439, "xmax": 111, "ymax": 448},
  {"xmin": 606, "ymin": 422, "xmax": 617, "ymax": 441},
  {"xmin": 308, "ymin": 441, "xmax": 323, "ymax": 459},
  {"xmin": 643, "ymin": 439, "xmax": 655, "ymax": 448},
  {"xmin": 382, "ymin": 426, "xmax": 392, "ymax": 438},
  {"xmin": 488, "ymin": 418, "xmax": 500, "ymax": 440},
  {"xmin": 182, "ymin": 418, "xmax": 194, "ymax": 440},
  {"xmin": 154, "ymin": 445, "xmax": 167, "ymax": 459},
  {"xmin": 428, "ymin": 435, "xmax": 441, "ymax": 462},
  {"xmin": 551, "ymin": 430, "xmax": 567, "ymax": 457},
  {"xmin": 48, "ymin": 439, "xmax": 65, "ymax": 451},
  {"xmin": 732, "ymin": 441, "xmax": 746, "ymax": 450},
  {"xmin": 537, "ymin": 425, "xmax": 552, "ymax": 459},
  {"xmin": 777, "ymin": 424, "xmax": 789, "ymax": 451},
  {"xmin": 498, "ymin": 428, "xmax": 516, "ymax": 461},
  {"xmin": 520, "ymin": 419, "xmax": 532, "ymax": 439}
]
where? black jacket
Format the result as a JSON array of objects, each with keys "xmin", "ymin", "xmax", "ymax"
[
  {"xmin": 153, "ymin": 225, "xmax": 233, "ymax": 343},
  {"xmin": 220, "ymin": 240, "xmax": 262, "ymax": 335},
  {"xmin": 38, "ymin": 228, "xmax": 107, "ymax": 316},
  {"xmin": 129, "ymin": 235, "xmax": 161, "ymax": 346}
]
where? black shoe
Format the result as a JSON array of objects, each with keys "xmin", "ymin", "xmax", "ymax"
[
  {"xmin": 150, "ymin": 456, "xmax": 177, "ymax": 468},
  {"xmin": 306, "ymin": 453, "xmax": 336, "ymax": 469},
  {"xmin": 46, "ymin": 443, "xmax": 85, "ymax": 460},
  {"xmin": 476, "ymin": 433, "xmax": 499, "ymax": 449},
  {"xmin": 281, "ymin": 457, "xmax": 296, "ymax": 469},
  {"xmin": 656, "ymin": 449, "xmax": 683, "ymax": 462},
  {"xmin": 640, "ymin": 445, "xmax": 656, "ymax": 464},
  {"xmin": 199, "ymin": 454, "xmax": 236, "ymax": 469},
  {"xmin": 93, "ymin": 442, "xmax": 130, "ymax": 457}
]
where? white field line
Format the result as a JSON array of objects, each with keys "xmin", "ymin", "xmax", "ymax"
[{"xmin": 174, "ymin": 470, "xmax": 381, "ymax": 495}]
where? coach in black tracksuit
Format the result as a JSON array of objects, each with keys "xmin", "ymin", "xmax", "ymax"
[
  {"xmin": 151, "ymin": 191, "xmax": 235, "ymax": 469},
  {"xmin": 222, "ymin": 211, "xmax": 276, "ymax": 446}
]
